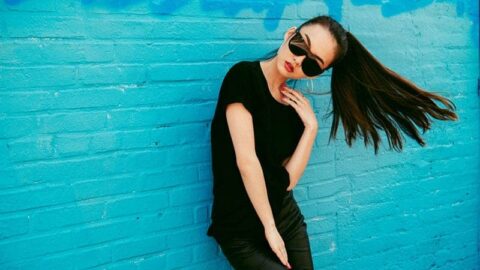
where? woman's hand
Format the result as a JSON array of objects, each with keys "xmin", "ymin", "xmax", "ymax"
[
  {"xmin": 281, "ymin": 86, "xmax": 318, "ymax": 130},
  {"xmin": 264, "ymin": 225, "xmax": 292, "ymax": 269}
]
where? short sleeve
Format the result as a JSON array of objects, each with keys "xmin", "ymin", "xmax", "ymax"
[
  {"xmin": 285, "ymin": 110, "xmax": 305, "ymax": 157},
  {"xmin": 292, "ymin": 113, "xmax": 305, "ymax": 144},
  {"xmin": 219, "ymin": 62, "xmax": 255, "ymax": 114}
]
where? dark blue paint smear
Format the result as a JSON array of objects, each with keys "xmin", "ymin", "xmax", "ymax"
[
  {"xmin": 3, "ymin": 0, "xmax": 478, "ymax": 40},
  {"xmin": 81, "ymin": 0, "xmax": 144, "ymax": 10},
  {"xmin": 350, "ymin": 0, "xmax": 478, "ymax": 45},
  {"xmin": 78, "ymin": 0, "xmax": 303, "ymax": 30},
  {"xmin": 4, "ymin": 0, "xmax": 23, "ymax": 4},
  {"xmin": 149, "ymin": 0, "xmax": 303, "ymax": 31},
  {"xmin": 324, "ymin": 0, "xmax": 343, "ymax": 24}
]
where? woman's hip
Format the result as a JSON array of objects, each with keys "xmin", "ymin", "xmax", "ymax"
[
  {"xmin": 275, "ymin": 192, "xmax": 306, "ymax": 237},
  {"xmin": 216, "ymin": 222, "xmax": 313, "ymax": 270}
]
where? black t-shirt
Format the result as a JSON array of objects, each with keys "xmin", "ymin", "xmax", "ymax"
[{"xmin": 207, "ymin": 60, "xmax": 305, "ymax": 242}]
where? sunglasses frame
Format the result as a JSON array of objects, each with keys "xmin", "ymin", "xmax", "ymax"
[{"xmin": 288, "ymin": 29, "xmax": 325, "ymax": 77}]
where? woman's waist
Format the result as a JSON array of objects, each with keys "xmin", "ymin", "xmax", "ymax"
[{"xmin": 274, "ymin": 192, "xmax": 304, "ymax": 233}]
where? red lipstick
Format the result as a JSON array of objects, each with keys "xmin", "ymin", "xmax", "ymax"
[{"xmin": 284, "ymin": 61, "xmax": 294, "ymax": 72}]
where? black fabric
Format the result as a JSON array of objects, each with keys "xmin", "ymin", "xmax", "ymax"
[
  {"xmin": 207, "ymin": 60, "xmax": 305, "ymax": 243},
  {"xmin": 217, "ymin": 219, "xmax": 313, "ymax": 270}
]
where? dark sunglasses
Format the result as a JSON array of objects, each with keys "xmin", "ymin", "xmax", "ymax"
[{"xmin": 288, "ymin": 30, "xmax": 325, "ymax": 77}]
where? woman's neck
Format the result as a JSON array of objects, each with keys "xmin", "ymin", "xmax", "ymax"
[{"xmin": 259, "ymin": 57, "xmax": 288, "ymax": 100}]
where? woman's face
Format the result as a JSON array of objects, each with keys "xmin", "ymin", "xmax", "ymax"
[{"xmin": 276, "ymin": 24, "xmax": 338, "ymax": 79}]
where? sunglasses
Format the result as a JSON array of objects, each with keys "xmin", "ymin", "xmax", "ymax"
[{"xmin": 288, "ymin": 30, "xmax": 325, "ymax": 77}]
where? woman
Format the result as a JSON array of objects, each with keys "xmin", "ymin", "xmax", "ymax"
[{"xmin": 206, "ymin": 15, "xmax": 458, "ymax": 270}]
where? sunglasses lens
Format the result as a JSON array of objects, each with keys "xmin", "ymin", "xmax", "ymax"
[
  {"xmin": 302, "ymin": 59, "xmax": 323, "ymax": 77},
  {"xmin": 288, "ymin": 31, "xmax": 324, "ymax": 77},
  {"xmin": 289, "ymin": 43, "xmax": 306, "ymax": 56}
]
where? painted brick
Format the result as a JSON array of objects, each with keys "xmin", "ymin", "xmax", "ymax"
[{"xmin": 0, "ymin": 0, "xmax": 478, "ymax": 269}]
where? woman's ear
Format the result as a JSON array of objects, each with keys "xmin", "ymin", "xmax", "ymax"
[{"xmin": 283, "ymin": 26, "xmax": 297, "ymax": 42}]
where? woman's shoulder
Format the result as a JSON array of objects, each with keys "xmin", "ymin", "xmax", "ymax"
[
  {"xmin": 225, "ymin": 60, "xmax": 258, "ymax": 79},
  {"xmin": 231, "ymin": 60, "xmax": 258, "ymax": 69},
  {"xmin": 217, "ymin": 60, "xmax": 262, "ymax": 114}
]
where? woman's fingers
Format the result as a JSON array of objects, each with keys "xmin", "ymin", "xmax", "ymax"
[
  {"xmin": 265, "ymin": 228, "xmax": 292, "ymax": 269},
  {"xmin": 281, "ymin": 87, "xmax": 307, "ymax": 105},
  {"xmin": 273, "ymin": 245, "xmax": 289, "ymax": 268},
  {"xmin": 281, "ymin": 86, "xmax": 318, "ymax": 129},
  {"xmin": 282, "ymin": 94, "xmax": 300, "ymax": 109},
  {"xmin": 268, "ymin": 234, "xmax": 287, "ymax": 267},
  {"xmin": 282, "ymin": 247, "xmax": 290, "ymax": 266},
  {"xmin": 281, "ymin": 89, "xmax": 300, "ymax": 105},
  {"xmin": 273, "ymin": 248, "xmax": 286, "ymax": 266}
]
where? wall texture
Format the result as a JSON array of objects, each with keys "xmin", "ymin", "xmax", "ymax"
[{"xmin": 0, "ymin": 0, "xmax": 478, "ymax": 269}]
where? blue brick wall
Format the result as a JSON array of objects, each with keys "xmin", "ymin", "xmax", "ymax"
[{"xmin": 0, "ymin": 0, "xmax": 478, "ymax": 269}]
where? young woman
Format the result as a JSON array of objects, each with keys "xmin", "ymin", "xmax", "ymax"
[{"xmin": 206, "ymin": 15, "xmax": 458, "ymax": 270}]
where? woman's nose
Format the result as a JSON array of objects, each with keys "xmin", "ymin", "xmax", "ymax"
[{"xmin": 293, "ymin": 55, "xmax": 305, "ymax": 67}]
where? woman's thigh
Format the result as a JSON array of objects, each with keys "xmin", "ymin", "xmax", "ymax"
[
  {"xmin": 283, "ymin": 223, "xmax": 314, "ymax": 270},
  {"xmin": 217, "ymin": 236, "xmax": 288, "ymax": 270}
]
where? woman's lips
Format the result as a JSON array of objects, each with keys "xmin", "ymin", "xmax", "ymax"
[{"xmin": 284, "ymin": 61, "xmax": 294, "ymax": 72}]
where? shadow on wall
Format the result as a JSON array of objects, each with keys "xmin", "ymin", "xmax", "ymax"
[{"xmin": 4, "ymin": 0, "xmax": 479, "ymax": 40}]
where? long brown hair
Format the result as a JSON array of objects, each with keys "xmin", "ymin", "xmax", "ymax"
[{"xmin": 298, "ymin": 15, "xmax": 459, "ymax": 155}]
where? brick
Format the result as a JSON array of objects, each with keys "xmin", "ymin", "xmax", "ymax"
[{"xmin": 0, "ymin": 1, "xmax": 478, "ymax": 269}]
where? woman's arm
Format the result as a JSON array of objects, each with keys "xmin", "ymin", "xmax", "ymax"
[
  {"xmin": 279, "ymin": 87, "xmax": 319, "ymax": 191},
  {"xmin": 226, "ymin": 102, "xmax": 292, "ymax": 268},
  {"xmin": 283, "ymin": 125, "xmax": 318, "ymax": 191},
  {"xmin": 225, "ymin": 102, "xmax": 276, "ymax": 229}
]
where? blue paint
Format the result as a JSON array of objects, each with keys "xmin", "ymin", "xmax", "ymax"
[
  {"xmin": 148, "ymin": 0, "xmax": 190, "ymax": 14},
  {"xmin": 78, "ymin": 0, "xmax": 303, "ymax": 30},
  {"xmin": 151, "ymin": 0, "xmax": 303, "ymax": 31},
  {"xmin": 4, "ymin": 0, "xmax": 478, "ymax": 38},
  {"xmin": 455, "ymin": 0, "xmax": 465, "ymax": 15},
  {"xmin": 81, "ymin": 0, "xmax": 144, "ymax": 9},
  {"xmin": 350, "ymin": 0, "xmax": 478, "ymax": 46},
  {"xmin": 324, "ymin": 0, "xmax": 343, "ymax": 24},
  {"xmin": 3, "ymin": 0, "xmax": 23, "ymax": 5},
  {"xmin": 352, "ymin": 0, "xmax": 435, "ymax": 17},
  {"xmin": 0, "ymin": 1, "xmax": 478, "ymax": 268}
]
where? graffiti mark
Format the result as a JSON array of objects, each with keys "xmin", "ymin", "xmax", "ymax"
[
  {"xmin": 75, "ymin": 0, "xmax": 303, "ymax": 31},
  {"xmin": 349, "ymin": 0, "xmax": 478, "ymax": 45},
  {"xmin": 351, "ymin": 0, "xmax": 435, "ymax": 17},
  {"xmin": 3, "ymin": 0, "xmax": 478, "ymax": 40},
  {"xmin": 324, "ymin": 0, "xmax": 343, "ymax": 23},
  {"xmin": 80, "ymin": 0, "xmax": 145, "ymax": 9},
  {"xmin": 4, "ymin": 0, "xmax": 23, "ymax": 4}
]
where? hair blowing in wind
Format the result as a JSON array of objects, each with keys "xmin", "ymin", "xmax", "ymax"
[{"xmin": 299, "ymin": 16, "xmax": 459, "ymax": 155}]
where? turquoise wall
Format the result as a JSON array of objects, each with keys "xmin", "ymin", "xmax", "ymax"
[{"xmin": 0, "ymin": 0, "xmax": 478, "ymax": 269}]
